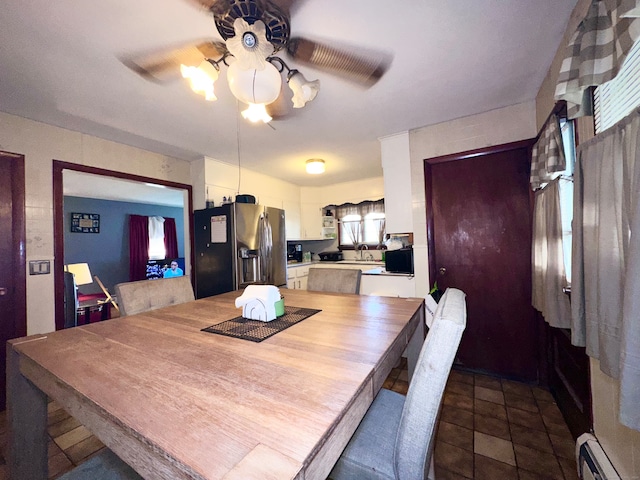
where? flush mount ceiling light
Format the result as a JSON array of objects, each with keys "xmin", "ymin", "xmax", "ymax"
[
  {"xmin": 306, "ymin": 159, "xmax": 325, "ymax": 174},
  {"xmin": 125, "ymin": 0, "xmax": 392, "ymax": 124}
]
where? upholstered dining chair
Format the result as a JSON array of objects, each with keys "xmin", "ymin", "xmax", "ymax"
[
  {"xmin": 329, "ymin": 287, "xmax": 467, "ymax": 480},
  {"xmin": 114, "ymin": 276, "xmax": 195, "ymax": 317},
  {"xmin": 57, "ymin": 449, "xmax": 141, "ymax": 480},
  {"xmin": 307, "ymin": 267, "xmax": 362, "ymax": 294}
]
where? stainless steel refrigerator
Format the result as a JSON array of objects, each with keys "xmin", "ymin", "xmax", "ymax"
[{"xmin": 194, "ymin": 203, "xmax": 287, "ymax": 298}]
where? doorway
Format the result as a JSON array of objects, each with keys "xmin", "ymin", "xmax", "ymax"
[
  {"xmin": 0, "ymin": 152, "xmax": 27, "ymax": 410},
  {"xmin": 53, "ymin": 161, "xmax": 195, "ymax": 331},
  {"xmin": 425, "ymin": 140, "xmax": 539, "ymax": 382}
]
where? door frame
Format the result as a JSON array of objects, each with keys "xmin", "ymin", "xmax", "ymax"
[
  {"xmin": 52, "ymin": 160, "xmax": 195, "ymax": 331},
  {"xmin": 1, "ymin": 152, "xmax": 27, "ymax": 339},
  {"xmin": 424, "ymin": 139, "xmax": 536, "ymax": 286}
]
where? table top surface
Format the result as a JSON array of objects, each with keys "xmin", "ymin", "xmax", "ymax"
[{"xmin": 12, "ymin": 290, "xmax": 423, "ymax": 480}]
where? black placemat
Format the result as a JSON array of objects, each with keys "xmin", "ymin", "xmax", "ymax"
[{"xmin": 201, "ymin": 306, "xmax": 321, "ymax": 342}]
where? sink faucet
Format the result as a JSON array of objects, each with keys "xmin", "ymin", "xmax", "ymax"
[{"xmin": 359, "ymin": 244, "xmax": 368, "ymax": 261}]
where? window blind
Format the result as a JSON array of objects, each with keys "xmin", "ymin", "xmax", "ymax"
[{"xmin": 594, "ymin": 39, "xmax": 640, "ymax": 133}]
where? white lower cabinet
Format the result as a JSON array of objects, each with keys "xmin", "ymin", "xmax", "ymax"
[
  {"xmin": 360, "ymin": 274, "xmax": 415, "ymax": 298},
  {"xmin": 286, "ymin": 265, "xmax": 310, "ymax": 289}
]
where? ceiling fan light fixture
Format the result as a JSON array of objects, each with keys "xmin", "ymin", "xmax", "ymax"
[
  {"xmin": 241, "ymin": 103, "xmax": 273, "ymax": 123},
  {"xmin": 226, "ymin": 18, "xmax": 273, "ymax": 70},
  {"xmin": 180, "ymin": 61, "xmax": 219, "ymax": 101},
  {"xmin": 227, "ymin": 61, "xmax": 282, "ymax": 105},
  {"xmin": 306, "ymin": 158, "xmax": 325, "ymax": 174},
  {"xmin": 288, "ymin": 71, "xmax": 320, "ymax": 108}
]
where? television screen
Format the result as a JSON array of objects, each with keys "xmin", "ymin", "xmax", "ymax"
[{"xmin": 146, "ymin": 258, "xmax": 185, "ymax": 280}]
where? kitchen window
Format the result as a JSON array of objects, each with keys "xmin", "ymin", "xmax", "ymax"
[
  {"xmin": 558, "ymin": 118, "xmax": 576, "ymax": 283},
  {"xmin": 329, "ymin": 199, "xmax": 385, "ymax": 249}
]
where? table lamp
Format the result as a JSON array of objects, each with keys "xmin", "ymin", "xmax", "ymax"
[{"xmin": 64, "ymin": 263, "xmax": 93, "ymax": 288}]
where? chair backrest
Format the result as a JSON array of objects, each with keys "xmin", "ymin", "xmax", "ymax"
[
  {"xmin": 307, "ymin": 268, "xmax": 362, "ymax": 294},
  {"xmin": 394, "ymin": 287, "xmax": 467, "ymax": 480},
  {"xmin": 115, "ymin": 276, "xmax": 195, "ymax": 317}
]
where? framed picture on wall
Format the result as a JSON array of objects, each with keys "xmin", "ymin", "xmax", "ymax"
[{"xmin": 71, "ymin": 212, "xmax": 100, "ymax": 233}]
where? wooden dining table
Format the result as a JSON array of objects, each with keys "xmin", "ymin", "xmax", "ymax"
[{"xmin": 8, "ymin": 289, "xmax": 425, "ymax": 480}]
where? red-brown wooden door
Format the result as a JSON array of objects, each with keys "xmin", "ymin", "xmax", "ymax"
[
  {"xmin": 0, "ymin": 152, "xmax": 27, "ymax": 410},
  {"xmin": 426, "ymin": 141, "xmax": 538, "ymax": 382}
]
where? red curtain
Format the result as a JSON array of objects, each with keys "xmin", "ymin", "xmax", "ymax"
[
  {"xmin": 129, "ymin": 215, "xmax": 149, "ymax": 281},
  {"xmin": 164, "ymin": 217, "xmax": 179, "ymax": 259}
]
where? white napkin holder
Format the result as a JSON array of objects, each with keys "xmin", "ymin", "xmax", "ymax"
[{"xmin": 235, "ymin": 285, "xmax": 281, "ymax": 322}]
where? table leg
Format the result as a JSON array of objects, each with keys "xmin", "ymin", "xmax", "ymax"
[
  {"xmin": 7, "ymin": 342, "xmax": 48, "ymax": 480},
  {"xmin": 100, "ymin": 303, "xmax": 111, "ymax": 320},
  {"xmin": 405, "ymin": 307, "xmax": 426, "ymax": 383}
]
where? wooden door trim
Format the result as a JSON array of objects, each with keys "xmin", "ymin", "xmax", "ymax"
[
  {"xmin": 52, "ymin": 161, "xmax": 195, "ymax": 331},
  {"xmin": 423, "ymin": 139, "xmax": 535, "ymax": 288},
  {"xmin": 1, "ymin": 152, "xmax": 27, "ymax": 338}
]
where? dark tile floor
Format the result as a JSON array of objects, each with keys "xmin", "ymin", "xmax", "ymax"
[
  {"xmin": 384, "ymin": 361, "xmax": 579, "ymax": 480},
  {"xmin": 0, "ymin": 361, "xmax": 578, "ymax": 479}
]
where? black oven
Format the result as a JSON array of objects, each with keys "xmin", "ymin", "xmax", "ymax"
[{"xmin": 385, "ymin": 247, "xmax": 414, "ymax": 274}]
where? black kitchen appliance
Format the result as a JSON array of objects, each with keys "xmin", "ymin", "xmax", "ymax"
[
  {"xmin": 236, "ymin": 194, "xmax": 256, "ymax": 204},
  {"xmin": 318, "ymin": 251, "xmax": 343, "ymax": 262},
  {"xmin": 288, "ymin": 243, "xmax": 303, "ymax": 262},
  {"xmin": 385, "ymin": 247, "xmax": 414, "ymax": 274}
]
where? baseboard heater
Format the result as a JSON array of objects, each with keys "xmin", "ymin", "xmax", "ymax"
[{"xmin": 576, "ymin": 433, "xmax": 621, "ymax": 480}]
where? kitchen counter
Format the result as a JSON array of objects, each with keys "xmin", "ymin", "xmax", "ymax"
[
  {"xmin": 287, "ymin": 261, "xmax": 415, "ymax": 297},
  {"xmin": 287, "ymin": 261, "xmax": 415, "ymax": 277},
  {"xmin": 361, "ymin": 267, "xmax": 414, "ymax": 277},
  {"xmin": 287, "ymin": 261, "xmax": 316, "ymax": 267},
  {"xmin": 287, "ymin": 260, "xmax": 385, "ymax": 268}
]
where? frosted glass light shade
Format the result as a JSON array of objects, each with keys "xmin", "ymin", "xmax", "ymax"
[
  {"xmin": 180, "ymin": 61, "xmax": 218, "ymax": 101},
  {"xmin": 306, "ymin": 159, "xmax": 325, "ymax": 174},
  {"xmin": 65, "ymin": 263, "xmax": 93, "ymax": 285},
  {"xmin": 288, "ymin": 71, "xmax": 320, "ymax": 108},
  {"xmin": 227, "ymin": 61, "xmax": 281, "ymax": 105},
  {"xmin": 241, "ymin": 103, "xmax": 273, "ymax": 123}
]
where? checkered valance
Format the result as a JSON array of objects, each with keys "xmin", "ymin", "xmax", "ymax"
[
  {"xmin": 530, "ymin": 114, "xmax": 566, "ymax": 190},
  {"xmin": 555, "ymin": 0, "xmax": 640, "ymax": 118}
]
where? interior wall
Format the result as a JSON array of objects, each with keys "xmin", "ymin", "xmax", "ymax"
[
  {"xmin": 194, "ymin": 156, "xmax": 302, "ymax": 237},
  {"xmin": 534, "ymin": 0, "xmax": 640, "ymax": 475},
  {"xmin": 63, "ymin": 196, "xmax": 185, "ymax": 294},
  {"xmin": 407, "ymin": 101, "xmax": 538, "ymax": 298},
  {"xmin": 298, "ymin": 177, "xmax": 385, "ymax": 259},
  {"xmin": 0, "ymin": 111, "xmax": 191, "ymax": 335}
]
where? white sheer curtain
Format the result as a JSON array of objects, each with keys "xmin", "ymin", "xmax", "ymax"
[
  {"xmin": 148, "ymin": 216, "xmax": 166, "ymax": 260},
  {"xmin": 530, "ymin": 113, "xmax": 572, "ymax": 329},
  {"xmin": 532, "ymin": 179, "xmax": 572, "ymax": 328},
  {"xmin": 572, "ymin": 106, "xmax": 640, "ymax": 430}
]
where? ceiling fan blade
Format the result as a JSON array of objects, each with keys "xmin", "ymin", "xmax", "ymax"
[
  {"xmin": 286, "ymin": 37, "xmax": 392, "ymax": 87},
  {"xmin": 122, "ymin": 41, "xmax": 227, "ymax": 83},
  {"xmin": 268, "ymin": 0, "xmax": 307, "ymax": 16},
  {"xmin": 184, "ymin": 0, "xmax": 231, "ymax": 16}
]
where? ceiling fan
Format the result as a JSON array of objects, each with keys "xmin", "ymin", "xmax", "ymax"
[{"xmin": 124, "ymin": 0, "xmax": 392, "ymax": 122}]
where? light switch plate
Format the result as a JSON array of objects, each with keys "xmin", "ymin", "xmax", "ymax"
[{"xmin": 29, "ymin": 260, "xmax": 51, "ymax": 275}]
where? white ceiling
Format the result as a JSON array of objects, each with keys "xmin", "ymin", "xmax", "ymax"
[
  {"xmin": 0, "ymin": 0, "xmax": 577, "ymax": 189},
  {"xmin": 63, "ymin": 170, "xmax": 186, "ymax": 207}
]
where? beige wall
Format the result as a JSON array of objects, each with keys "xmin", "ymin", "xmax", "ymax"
[
  {"xmin": 407, "ymin": 101, "xmax": 538, "ymax": 298},
  {"xmin": 534, "ymin": 0, "xmax": 640, "ymax": 476},
  {"xmin": 0, "ymin": 112, "xmax": 191, "ymax": 335},
  {"xmin": 0, "ymin": 110, "xmax": 381, "ymax": 334}
]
